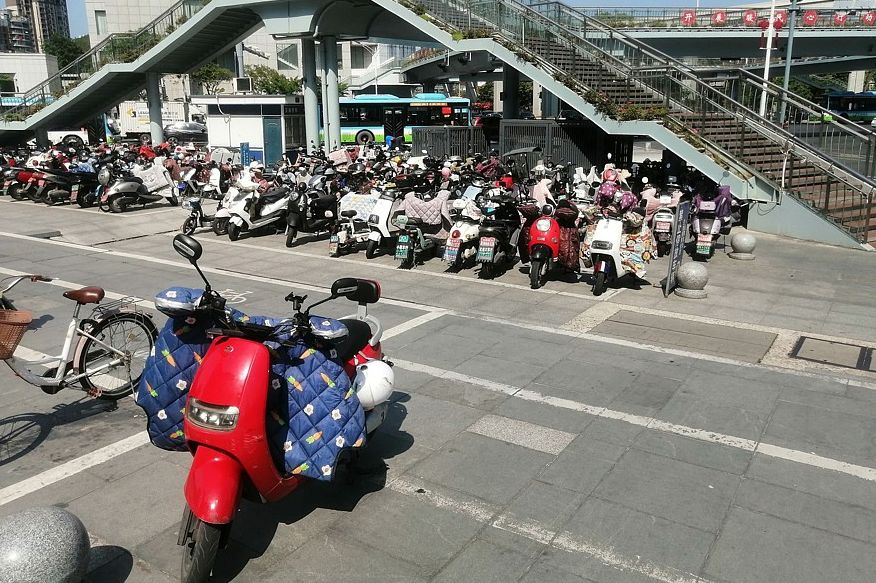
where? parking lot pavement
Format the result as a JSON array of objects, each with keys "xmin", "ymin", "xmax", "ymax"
[{"xmin": 0, "ymin": 201, "xmax": 875, "ymax": 582}]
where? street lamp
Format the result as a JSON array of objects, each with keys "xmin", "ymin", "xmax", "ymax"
[
  {"xmin": 779, "ymin": 0, "xmax": 799, "ymax": 125},
  {"xmin": 759, "ymin": 0, "xmax": 778, "ymax": 117}
]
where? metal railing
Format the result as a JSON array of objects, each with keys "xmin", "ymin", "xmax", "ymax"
[
  {"xmin": 2, "ymin": 0, "xmax": 207, "ymax": 122},
  {"xmin": 403, "ymin": 0, "xmax": 875, "ymax": 240},
  {"xmin": 564, "ymin": 6, "xmax": 876, "ymax": 30},
  {"xmin": 413, "ymin": 126, "xmax": 487, "ymax": 156}
]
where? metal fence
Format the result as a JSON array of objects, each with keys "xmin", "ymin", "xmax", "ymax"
[
  {"xmin": 499, "ymin": 120, "xmax": 633, "ymax": 169},
  {"xmin": 412, "ymin": 126, "xmax": 488, "ymax": 157}
]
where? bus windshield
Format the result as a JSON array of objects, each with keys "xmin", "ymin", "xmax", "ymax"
[{"xmin": 335, "ymin": 93, "xmax": 471, "ymax": 145}]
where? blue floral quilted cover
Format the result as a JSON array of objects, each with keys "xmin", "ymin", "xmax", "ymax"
[{"xmin": 135, "ymin": 288, "xmax": 366, "ymax": 481}]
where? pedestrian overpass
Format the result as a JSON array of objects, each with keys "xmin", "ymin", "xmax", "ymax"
[{"xmin": 0, "ymin": 0, "xmax": 873, "ymax": 248}]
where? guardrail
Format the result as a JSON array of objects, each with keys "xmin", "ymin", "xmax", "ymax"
[{"xmin": 2, "ymin": 0, "xmax": 206, "ymax": 122}]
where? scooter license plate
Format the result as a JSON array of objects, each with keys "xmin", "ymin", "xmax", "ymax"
[
  {"xmin": 696, "ymin": 234, "xmax": 712, "ymax": 254},
  {"xmin": 395, "ymin": 234, "xmax": 410, "ymax": 260},
  {"xmin": 444, "ymin": 238, "xmax": 460, "ymax": 262},
  {"xmin": 477, "ymin": 237, "xmax": 496, "ymax": 262},
  {"xmin": 3, "ymin": 180, "xmax": 11, "ymax": 189},
  {"xmin": 329, "ymin": 235, "xmax": 339, "ymax": 254},
  {"xmin": 69, "ymin": 184, "xmax": 79, "ymax": 201},
  {"xmin": 699, "ymin": 201, "xmax": 716, "ymax": 211},
  {"xmin": 654, "ymin": 221, "xmax": 671, "ymax": 232}
]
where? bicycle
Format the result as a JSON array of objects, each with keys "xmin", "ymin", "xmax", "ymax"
[{"xmin": 0, "ymin": 275, "xmax": 158, "ymax": 401}]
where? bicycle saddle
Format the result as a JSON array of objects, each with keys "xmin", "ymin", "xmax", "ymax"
[{"xmin": 63, "ymin": 286, "xmax": 105, "ymax": 304}]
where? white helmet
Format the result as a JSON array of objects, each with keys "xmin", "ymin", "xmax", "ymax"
[{"xmin": 352, "ymin": 360, "xmax": 394, "ymax": 410}]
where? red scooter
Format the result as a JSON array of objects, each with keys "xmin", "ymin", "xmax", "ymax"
[
  {"xmin": 169, "ymin": 235, "xmax": 393, "ymax": 582},
  {"xmin": 519, "ymin": 201, "xmax": 561, "ymax": 289}
]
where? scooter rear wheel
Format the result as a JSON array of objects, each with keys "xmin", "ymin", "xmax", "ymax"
[
  {"xmin": 180, "ymin": 506, "xmax": 223, "ymax": 583},
  {"xmin": 109, "ymin": 197, "xmax": 127, "ymax": 213},
  {"xmin": 212, "ymin": 218, "xmax": 228, "ymax": 236},
  {"xmin": 8, "ymin": 184, "xmax": 24, "ymax": 200},
  {"xmin": 228, "ymin": 223, "xmax": 241, "ymax": 241}
]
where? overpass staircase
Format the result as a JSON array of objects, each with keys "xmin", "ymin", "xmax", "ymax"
[{"xmin": 406, "ymin": 0, "xmax": 876, "ymax": 244}]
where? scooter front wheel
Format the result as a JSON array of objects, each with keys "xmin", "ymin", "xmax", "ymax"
[
  {"xmin": 285, "ymin": 227, "xmax": 297, "ymax": 247},
  {"xmin": 365, "ymin": 239, "xmax": 379, "ymax": 259},
  {"xmin": 530, "ymin": 259, "xmax": 543, "ymax": 289},
  {"xmin": 180, "ymin": 505, "xmax": 224, "ymax": 583},
  {"xmin": 227, "ymin": 223, "xmax": 241, "ymax": 241},
  {"xmin": 212, "ymin": 218, "xmax": 228, "ymax": 236},
  {"xmin": 181, "ymin": 216, "xmax": 198, "ymax": 236},
  {"xmin": 592, "ymin": 271, "xmax": 607, "ymax": 296}
]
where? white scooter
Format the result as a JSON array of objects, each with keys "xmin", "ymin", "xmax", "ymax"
[
  {"xmin": 365, "ymin": 188, "xmax": 404, "ymax": 259},
  {"xmin": 226, "ymin": 178, "xmax": 289, "ymax": 241},
  {"xmin": 589, "ymin": 213, "xmax": 627, "ymax": 297},
  {"xmin": 331, "ymin": 190, "xmax": 381, "ymax": 257},
  {"xmin": 443, "ymin": 197, "xmax": 482, "ymax": 270}
]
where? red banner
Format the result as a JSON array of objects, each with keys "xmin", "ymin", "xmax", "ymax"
[
  {"xmin": 802, "ymin": 10, "xmax": 818, "ymax": 26},
  {"xmin": 774, "ymin": 10, "xmax": 788, "ymax": 26},
  {"xmin": 711, "ymin": 10, "xmax": 727, "ymax": 26},
  {"xmin": 680, "ymin": 9, "xmax": 697, "ymax": 26},
  {"xmin": 861, "ymin": 11, "xmax": 876, "ymax": 26},
  {"xmin": 833, "ymin": 12, "xmax": 848, "ymax": 26},
  {"xmin": 742, "ymin": 9, "xmax": 758, "ymax": 26}
]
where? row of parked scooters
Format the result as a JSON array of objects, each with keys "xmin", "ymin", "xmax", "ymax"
[{"xmin": 175, "ymin": 145, "xmax": 744, "ymax": 295}]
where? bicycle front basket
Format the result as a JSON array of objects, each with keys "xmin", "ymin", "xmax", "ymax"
[{"xmin": 0, "ymin": 310, "xmax": 32, "ymax": 359}]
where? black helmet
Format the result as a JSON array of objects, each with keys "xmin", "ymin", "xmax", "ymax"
[{"xmin": 349, "ymin": 163, "xmax": 366, "ymax": 175}]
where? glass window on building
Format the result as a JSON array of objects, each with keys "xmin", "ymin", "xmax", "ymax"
[
  {"xmin": 95, "ymin": 10, "xmax": 107, "ymax": 35},
  {"xmin": 276, "ymin": 43, "xmax": 299, "ymax": 71}
]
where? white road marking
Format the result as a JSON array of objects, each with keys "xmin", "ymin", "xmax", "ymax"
[
  {"xmin": 391, "ymin": 358, "xmax": 876, "ymax": 482},
  {"xmin": 390, "ymin": 477, "xmax": 712, "ymax": 583},
  {"xmin": 0, "ymin": 198, "xmax": 176, "ymax": 219},
  {"xmin": 467, "ymin": 414, "xmax": 576, "ymax": 455},
  {"xmin": 0, "ymin": 267, "xmax": 155, "ymax": 310},
  {"xmin": 381, "ymin": 310, "xmax": 448, "ymax": 340},
  {"xmin": 0, "ymin": 432, "xmax": 150, "ymax": 506},
  {"xmin": 1, "ymin": 231, "xmax": 873, "ymax": 390}
]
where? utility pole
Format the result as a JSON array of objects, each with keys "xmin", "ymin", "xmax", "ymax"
[
  {"xmin": 779, "ymin": 0, "xmax": 799, "ymax": 125},
  {"xmin": 759, "ymin": 0, "xmax": 777, "ymax": 118}
]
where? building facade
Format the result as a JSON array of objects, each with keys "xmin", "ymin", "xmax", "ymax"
[
  {"xmin": 0, "ymin": 9, "xmax": 37, "ymax": 53},
  {"xmin": 12, "ymin": 0, "xmax": 69, "ymax": 52}
]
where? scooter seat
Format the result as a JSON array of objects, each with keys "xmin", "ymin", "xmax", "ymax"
[
  {"xmin": 260, "ymin": 188, "xmax": 288, "ymax": 205},
  {"xmin": 335, "ymin": 318, "xmax": 372, "ymax": 361},
  {"xmin": 479, "ymin": 225, "xmax": 507, "ymax": 237},
  {"xmin": 340, "ymin": 210, "xmax": 357, "ymax": 218}
]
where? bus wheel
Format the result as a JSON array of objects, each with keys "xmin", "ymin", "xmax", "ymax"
[{"xmin": 355, "ymin": 130, "xmax": 375, "ymax": 145}]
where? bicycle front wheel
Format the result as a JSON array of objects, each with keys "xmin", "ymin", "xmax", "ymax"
[{"xmin": 77, "ymin": 312, "xmax": 157, "ymax": 400}]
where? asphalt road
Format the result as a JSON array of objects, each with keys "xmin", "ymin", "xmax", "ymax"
[{"xmin": 0, "ymin": 198, "xmax": 875, "ymax": 583}]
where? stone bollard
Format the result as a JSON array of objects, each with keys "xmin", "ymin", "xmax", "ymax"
[
  {"xmin": 729, "ymin": 232, "xmax": 757, "ymax": 260},
  {"xmin": 0, "ymin": 507, "xmax": 90, "ymax": 583},
  {"xmin": 674, "ymin": 262, "xmax": 708, "ymax": 299}
]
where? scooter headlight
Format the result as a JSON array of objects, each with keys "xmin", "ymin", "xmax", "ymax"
[
  {"xmin": 592, "ymin": 241, "xmax": 612, "ymax": 250},
  {"xmin": 536, "ymin": 219, "xmax": 552, "ymax": 232},
  {"xmin": 186, "ymin": 398, "xmax": 239, "ymax": 430},
  {"xmin": 97, "ymin": 166, "xmax": 111, "ymax": 186}
]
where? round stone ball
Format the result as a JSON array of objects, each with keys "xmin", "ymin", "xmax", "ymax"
[
  {"xmin": 731, "ymin": 232, "xmax": 757, "ymax": 254},
  {"xmin": 0, "ymin": 507, "xmax": 90, "ymax": 583},
  {"xmin": 676, "ymin": 262, "xmax": 708, "ymax": 291}
]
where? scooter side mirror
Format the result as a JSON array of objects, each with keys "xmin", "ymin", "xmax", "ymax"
[{"xmin": 173, "ymin": 234, "xmax": 202, "ymax": 264}]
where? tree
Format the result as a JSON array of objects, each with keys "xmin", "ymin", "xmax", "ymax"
[
  {"xmin": 245, "ymin": 65, "xmax": 301, "ymax": 94},
  {"xmin": 44, "ymin": 34, "xmax": 85, "ymax": 68},
  {"xmin": 476, "ymin": 82, "xmax": 493, "ymax": 103},
  {"xmin": 191, "ymin": 62, "xmax": 234, "ymax": 95}
]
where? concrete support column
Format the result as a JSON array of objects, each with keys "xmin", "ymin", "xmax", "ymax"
[
  {"xmin": 542, "ymin": 91, "xmax": 559, "ymax": 118},
  {"xmin": 422, "ymin": 80, "xmax": 437, "ymax": 93},
  {"xmin": 34, "ymin": 127, "xmax": 49, "ymax": 148},
  {"xmin": 532, "ymin": 81, "xmax": 542, "ymax": 118},
  {"xmin": 502, "ymin": 67, "xmax": 519, "ymax": 119},
  {"xmin": 318, "ymin": 41, "xmax": 330, "ymax": 151},
  {"xmin": 146, "ymin": 72, "xmax": 164, "ymax": 145},
  {"xmin": 464, "ymin": 81, "xmax": 477, "ymax": 101},
  {"xmin": 301, "ymin": 38, "xmax": 320, "ymax": 151},
  {"xmin": 322, "ymin": 36, "xmax": 342, "ymax": 151},
  {"xmin": 492, "ymin": 80, "xmax": 503, "ymax": 113},
  {"xmin": 848, "ymin": 70, "xmax": 866, "ymax": 93}
]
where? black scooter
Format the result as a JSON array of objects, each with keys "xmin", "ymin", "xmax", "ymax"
[
  {"xmin": 476, "ymin": 193, "xmax": 521, "ymax": 279},
  {"xmin": 285, "ymin": 183, "xmax": 339, "ymax": 247}
]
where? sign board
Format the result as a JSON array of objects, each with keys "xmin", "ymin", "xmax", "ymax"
[
  {"xmin": 240, "ymin": 142, "xmax": 251, "ymax": 166},
  {"xmin": 663, "ymin": 200, "xmax": 691, "ymax": 297}
]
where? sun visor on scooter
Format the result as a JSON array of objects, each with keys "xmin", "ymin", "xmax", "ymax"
[
  {"xmin": 309, "ymin": 316, "xmax": 349, "ymax": 343},
  {"xmin": 154, "ymin": 287, "xmax": 204, "ymax": 317}
]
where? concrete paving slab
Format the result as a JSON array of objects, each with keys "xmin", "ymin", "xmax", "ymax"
[
  {"xmin": 736, "ymin": 478, "xmax": 876, "ymax": 545},
  {"xmin": 410, "ymin": 433, "xmax": 554, "ymax": 505},
  {"xmin": 492, "ymin": 392, "xmax": 595, "ymax": 434},
  {"xmin": 455, "ymin": 353, "xmax": 547, "ymax": 388},
  {"xmin": 746, "ymin": 454, "xmax": 876, "ymax": 512},
  {"xmin": 412, "ymin": 376, "xmax": 510, "ymax": 411},
  {"xmin": 536, "ymin": 448, "xmax": 618, "ymax": 495},
  {"xmin": 705, "ymin": 507, "xmax": 876, "ymax": 583},
  {"xmin": 658, "ymin": 392, "xmax": 770, "ymax": 441},
  {"xmin": 467, "ymin": 414, "xmax": 577, "ymax": 455},
  {"xmin": 632, "ymin": 429, "xmax": 753, "ymax": 476},
  {"xmin": 609, "ymin": 373, "xmax": 681, "ymax": 416},
  {"xmin": 521, "ymin": 559, "xmax": 596, "ymax": 583},
  {"xmin": 550, "ymin": 497, "xmax": 715, "ymax": 578},
  {"xmin": 384, "ymin": 392, "xmax": 482, "ymax": 450},
  {"xmin": 677, "ymin": 370, "xmax": 782, "ymax": 412},
  {"xmin": 593, "ymin": 449, "xmax": 740, "ymax": 533},
  {"xmin": 432, "ymin": 539, "xmax": 534, "ymax": 583}
]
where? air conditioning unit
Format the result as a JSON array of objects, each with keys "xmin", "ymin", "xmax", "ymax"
[{"xmin": 234, "ymin": 77, "xmax": 253, "ymax": 94}]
